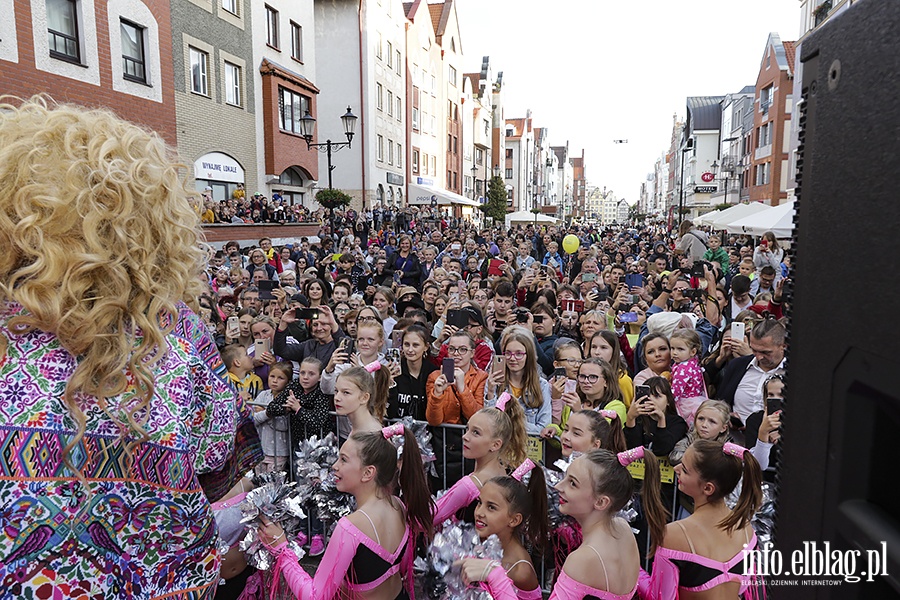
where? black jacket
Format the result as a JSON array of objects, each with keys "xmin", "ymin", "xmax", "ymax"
[
  {"xmin": 624, "ymin": 412, "xmax": 688, "ymax": 458},
  {"xmin": 716, "ymin": 355, "xmax": 754, "ymax": 409},
  {"xmin": 385, "ymin": 251, "xmax": 422, "ymax": 286},
  {"xmin": 388, "ymin": 359, "xmax": 438, "ymax": 421}
]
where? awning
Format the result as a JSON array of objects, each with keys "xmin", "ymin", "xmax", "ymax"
[
  {"xmin": 408, "ymin": 183, "xmax": 480, "ymax": 207},
  {"xmin": 707, "ymin": 202, "xmax": 771, "ymax": 230},
  {"xmin": 725, "ymin": 201, "xmax": 795, "ymax": 238}
]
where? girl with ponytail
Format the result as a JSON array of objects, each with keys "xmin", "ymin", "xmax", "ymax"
[
  {"xmin": 560, "ymin": 409, "xmax": 627, "ymax": 458},
  {"xmin": 261, "ymin": 424, "xmax": 434, "ymax": 599},
  {"xmin": 638, "ymin": 439, "xmax": 763, "ymax": 599},
  {"xmin": 457, "ymin": 447, "xmax": 667, "ymax": 599},
  {"xmin": 432, "ymin": 392, "xmax": 528, "ymax": 525},
  {"xmin": 333, "ymin": 363, "xmax": 391, "ymax": 434},
  {"xmin": 471, "ymin": 459, "xmax": 548, "ymax": 600}
]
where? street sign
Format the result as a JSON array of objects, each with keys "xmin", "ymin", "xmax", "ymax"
[
  {"xmin": 694, "ymin": 185, "xmax": 717, "ymax": 194},
  {"xmin": 701, "ymin": 172, "xmax": 715, "ymax": 183}
]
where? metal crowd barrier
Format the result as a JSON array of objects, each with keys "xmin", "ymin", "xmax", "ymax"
[{"xmin": 282, "ymin": 414, "xmax": 681, "ymax": 592}]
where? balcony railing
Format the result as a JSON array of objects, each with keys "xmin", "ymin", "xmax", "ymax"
[{"xmin": 814, "ymin": 0, "xmax": 833, "ymax": 27}]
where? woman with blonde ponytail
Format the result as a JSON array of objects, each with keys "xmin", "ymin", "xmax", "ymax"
[{"xmin": 0, "ymin": 97, "xmax": 262, "ymax": 598}]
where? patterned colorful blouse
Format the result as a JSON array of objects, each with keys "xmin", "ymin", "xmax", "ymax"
[{"xmin": 0, "ymin": 301, "xmax": 262, "ymax": 600}]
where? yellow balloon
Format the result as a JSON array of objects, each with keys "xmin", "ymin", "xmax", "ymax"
[{"xmin": 562, "ymin": 234, "xmax": 580, "ymax": 254}]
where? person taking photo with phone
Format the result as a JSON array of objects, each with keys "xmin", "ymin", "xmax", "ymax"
[{"xmin": 486, "ymin": 327, "xmax": 552, "ymax": 435}]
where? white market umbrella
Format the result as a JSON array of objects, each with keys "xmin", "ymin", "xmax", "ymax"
[
  {"xmin": 695, "ymin": 210, "xmax": 721, "ymax": 227},
  {"xmin": 725, "ymin": 201, "xmax": 796, "ymax": 238},
  {"xmin": 707, "ymin": 202, "xmax": 771, "ymax": 230},
  {"xmin": 505, "ymin": 210, "xmax": 558, "ymax": 227}
]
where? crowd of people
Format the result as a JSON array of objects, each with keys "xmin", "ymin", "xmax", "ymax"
[{"xmin": 1, "ymin": 98, "xmax": 786, "ymax": 600}]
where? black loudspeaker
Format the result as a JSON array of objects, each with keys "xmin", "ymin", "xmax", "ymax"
[{"xmin": 778, "ymin": 1, "xmax": 900, "ymax": 597}]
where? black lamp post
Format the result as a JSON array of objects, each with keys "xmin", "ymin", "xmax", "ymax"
[
  {"xmin": 299, "ymin": 106, "xmax": 357, "ymax": 238},
  {"xmin": 299, "ymin": 106, "xmax": 358, "ymax": 190},
  {"xmin": 711, "ymin": 157, "xmax": 741, "ymax": 206}
]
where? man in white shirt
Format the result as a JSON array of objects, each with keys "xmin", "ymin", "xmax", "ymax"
[{"xmin": 726, "ymin": 319, "xmax": 787, "ymax": 424}]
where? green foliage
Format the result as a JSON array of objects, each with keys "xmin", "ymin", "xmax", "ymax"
[
  {"xmin": 715, "ymin": 202, "xmax": 732, "ymax": 211},
  {"xmin": 315, "ymin": 188, "xmax": 352, "ymax": 210},
  {"xmin": 478, "ymin": 175, "xmax": 508, "ymax": 222},
  {"xmin": 530, "ymin": 207, "xmax": 542, "ymax": 215}
]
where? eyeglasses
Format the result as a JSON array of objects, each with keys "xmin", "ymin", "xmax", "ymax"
[
  {"xmin": 559, "ymin": 358, "xmax": 583, "ymax": 367},
  {"xmin": 447, "ymin": 346, "xmax": 472, "ymax": 355},
  {"xmin": 358, "ymin": 316, "xmax": 379, "ymax": 322},
  {"xmin": 503, "ymin": 351, "xmax": 527, "ymax": 360},
  {"xmin": 576, "ymin": 374, "xmax": 600, "ymax": 383}
]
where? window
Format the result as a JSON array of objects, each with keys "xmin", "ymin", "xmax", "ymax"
[
  {"xmin": 447, "ymin": 170, "xmax": 452, "ymax": 188},
  {"xmin": 120, "ymin": 20, "xmax": 145, "ymax": 83},
  {"xmin": 448, "ymin": 65, "xmax": 456, "ymax": 86},
  {"xmin": 377, "ymin": 135, "xmax": 384, "ymax": 161},
  {"xmin": 412, "ymin": 150, "xmax": 419, "ymax": 174},
  {"xmin": 431, "ymin": 155, "xmax": 436, "ymax": 174},
  {"xmin": 484, "ymin": 119, "xmax": 490, "ymax": 135},
  {"xmin": 397, "ymin": 144, "xmax": 402, "ymax": 168},
  {"xmin": 376, "ymin": 83, "xmax": 383, "ymax": 110},
  {"xmin": 760, "ymin": 85, "xmax": 773, "ymax": 114},
  {"xmin": 388, "ymin": 140, "xmax": 394, "ymax": 165},
  {"xmin": 266, "ymin": 5, "xmax": 279, "ymax": 48},
  {"xmin": 422, "ymin": 153, "xmax": 428, "ymax": 175},
  {"xmin": 47, "ymin": 0, "xmax": 80, "ymax": 62},
  {"xmin": 475, "ymin": 148, "xmax": 484, "ymax": 165},
  {"xmin": 222, "ymin": 0, "xmax": 237, "ymax": 15},
  {"xmin": 225, "ymin": 62, "xmax": 241, "ymax": 106},
  {"xmin": 430, "ymin": 74, "xmax": 436, "ymax": 94},
  {"xmin": 387, "ymin": 91, "xmax": 393, "ymax": 116},
  {"xmin": 506, "ymin": 168, "xmax": 513, "ymax": 179},
  {"xmin": 189, "ymin": 46, "xmax": 208, "ymax": 96},
  {"xmin": 506, "ymin": 148, "xmax": 513, "ymax": 159},
  {"xmin": 279, "ymin": 87, "xmax": 309, "ymax": 134},
  {"xmin": 376, "ymin": 32, "xmax": 382, "ymax": 59},
  {"xmin": 387, "ymin": 42, "xmax": 393, "ymax": 67},
  {"xmin": 396, "ymin": 97, "xmax": 402, "ymax": 121},
  {"xmin": 290, "ymin": 22, "xmax": 303, "ymax": 61},
  {"xmin": 395, "ymin": 50, "xmax": 401, "ymax": 74}
]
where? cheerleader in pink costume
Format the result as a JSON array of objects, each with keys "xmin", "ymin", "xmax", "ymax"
[
  {"xmin": 432, "ymin": 393, "xmax": 528, "ymax": 525},
  {"xmin": 457, "ymin": 446, "xmax": 669, "ymax": 600},
  {"xmin": 668, "ymin": 330, "xmax": 708, "ymax": 427},
  {"xmin": 638, "ymin": 440, "xmax": 764, "ymax": 599},
  {"xmin": 470, "ymin": 459, "xmax": 549, "ymax": 599},
  {"xmin": 260, "ymin": 424, "xmax": 434, "ymax": 599}
]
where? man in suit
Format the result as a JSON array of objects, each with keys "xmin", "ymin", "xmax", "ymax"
[{"xmin": 717, "ymin": 318, "xmax": 787, "ymax": 427}]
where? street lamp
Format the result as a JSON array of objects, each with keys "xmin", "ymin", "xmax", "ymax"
[
  {"xmin": 711, "ymin": 157, "xmax": 742, "ymax": 205},
  {"xmin": 299, "ymin": 106, "xmax": 357, "ymax": 238},
  {"xmin": 298, "ymin": 106, "xmax": 358, "ymax": 190}
]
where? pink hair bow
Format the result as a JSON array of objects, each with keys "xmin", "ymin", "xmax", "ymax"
[
  {"xmin": 599, "ymin": 409, "xmax": 618, "ymax": 420},
  {"xmin": 496, "ymin": 392, "xmax": 512, "ymax": 411},
  {"xmin": 617, "ymin": 446, "xmax": 645, "ymax": 467},
  {"xmin": 365, "ymin": 361, "xmax": 382, "ymax": 373},
  {"xmin": 382, "ymin": 423, "xmax": 404, "ymax": 439},
  {"xmin": 511, "ymin": 458, "xmax": 536, "ymax": 482},
  {"xmin": 723, "ymin": 442, "xmax": 747, "ymax": 460}
]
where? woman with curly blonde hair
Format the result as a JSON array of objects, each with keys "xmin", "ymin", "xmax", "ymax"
[{"xmin": 0, "ymin": 97, "xmax": 262, "ymax": 599}]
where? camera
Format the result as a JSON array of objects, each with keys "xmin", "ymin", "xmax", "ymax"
[{"xmin": 691, "ymin": 260, "xmax": 712, "ymax": 279}]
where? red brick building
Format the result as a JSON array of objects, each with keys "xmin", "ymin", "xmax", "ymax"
[
  {"xmin": 750, "ymin": 33, "xmax": 795, "ymax": 206},
  {"xmin": 571, "ymin": 150, "xmax": 586, "ymax": 218},
  {"xmin": 0, "ymin": 0, "xmax": 176, "ymax": 144}
]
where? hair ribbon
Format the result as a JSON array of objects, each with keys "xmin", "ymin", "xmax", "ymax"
[
  {"xmin": 365, "ymin": 361, "xmax": 382, "ymax": 373},
  {"xmin": 382, "ymin": 423, "xmax": 404, "ymax": 439},
  {"xmin": 617, "ymin": 446, "xmax": 645, "ymax": 467},
  {"xmin": 723, "ymin": 442, "xmax": 747, "ymax": 460},
  {"xmin": 599, "ymin": 409, "xmax": 618, "ymax": 420},
  {"xmin": 496, "ymin": 392, "xmax": 512, "ymax": 411},
  {"xmin": 511, "ymin": 458, "xmax": 536, "ymax": 482}
]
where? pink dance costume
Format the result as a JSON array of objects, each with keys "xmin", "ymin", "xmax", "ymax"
[
  {"xmin": 432, "ymin": 474, "xmax": 481, "ymax": 525},
  {"xmin": 638, "ymin": 523, "xmax": 763, "ymax": 599},
  {"xmin": 268, "ymin": 508, "xmax": 413, "ymax": 599},
  {"xmin": 503, "ymin": 559, "xmax": 542, "ymax": 600},
  {"xmin": 670, "ymin": 357, "xmax": 707, "ymax": 427},
  {"xmin": 484, "ymin": 545, "xmax": 638, "ymax": 600}
]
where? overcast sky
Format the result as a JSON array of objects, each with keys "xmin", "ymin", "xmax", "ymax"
[{"xmin": 455, "ymin": 0, "xmax": 800, "ymax": 204}]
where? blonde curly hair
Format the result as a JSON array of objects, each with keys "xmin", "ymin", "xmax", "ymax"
[{"xmin": 0, "ymin": 96, "xmax": 207, "ymax": 474}]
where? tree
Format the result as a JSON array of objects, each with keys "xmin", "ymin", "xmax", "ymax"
[
  {"xmin": 479, "ymin": 175, "xmax": 508, "ymax": 222},
  {"xmin": 315, "ymin": 188, "xmax": 352, "ymax": 211}
]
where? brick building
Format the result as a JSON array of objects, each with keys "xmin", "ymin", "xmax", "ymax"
[
  {"xmin": 0, "ymin": 0, "xmax": 176, "ymax": 143},
  {"xmin": 750, "ymin": 33, "xmax": 795, "ymax": 206}
]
